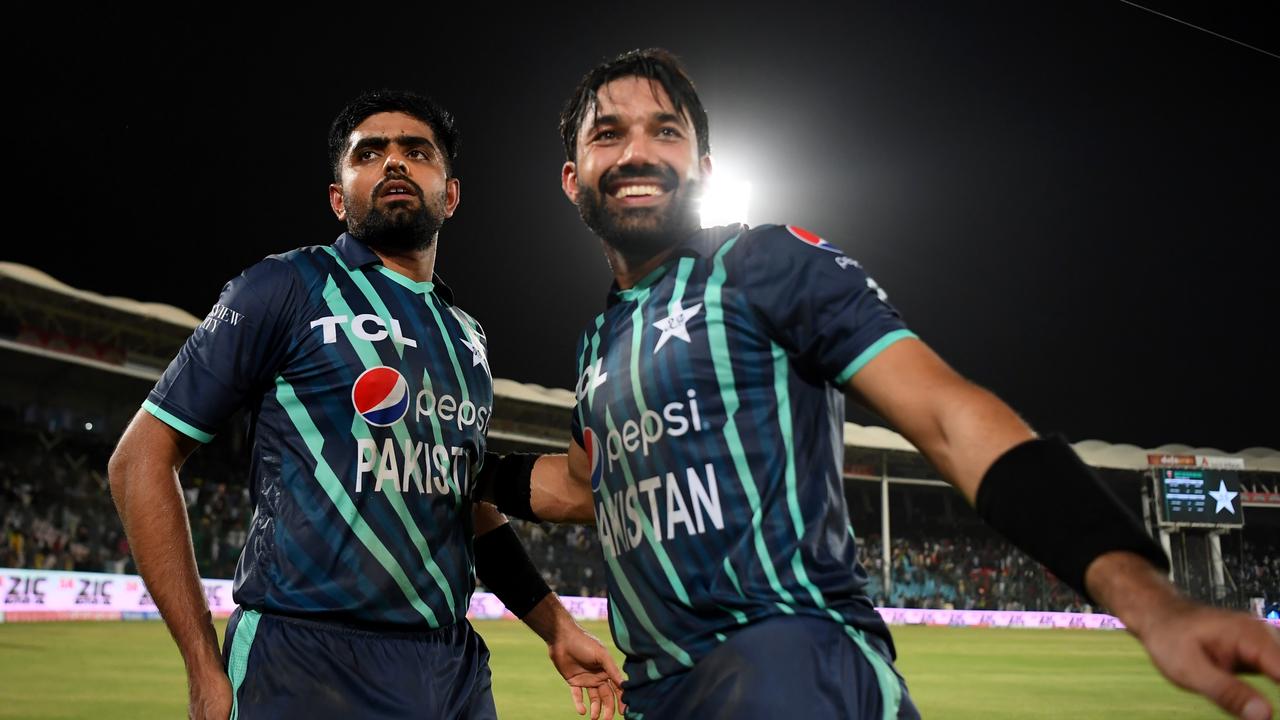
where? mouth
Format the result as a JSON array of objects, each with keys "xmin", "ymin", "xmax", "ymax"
[
  {"xmin": 606, "ymin": 180, "xmax": 672, "ymax": 207},
  {"xmin": 378, "ymin": 180, "xmax": 419, "ymax": 202}
]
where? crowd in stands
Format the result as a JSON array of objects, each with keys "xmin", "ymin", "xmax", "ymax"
[
  {"xmin": 1, "ymin": 407, "xmax": 247, "ymax": 581},
  {"xmin": 507, "ymin": 521, "xmax": 607, "ymax": 598},
  {"xmin": 1224, "ymin": 536, "xmax": 1280, "ymax": 614},
  {"xmin": 857, "ymin": 535, "xmax": 1087, "ymax": 612}
]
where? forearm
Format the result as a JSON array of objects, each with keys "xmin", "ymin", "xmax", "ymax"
[
  {"xmin": 1085, "ymin": 551, "xmax": 1186, "ymax": 635},
  {"xmin": 108, "ymin": 453, "xmax": 221, "ymax": 675},
  {"xmin": 519, "ymin": 591, "xmax": 580, "ymax": 645},
  {"xmin": 531, "ymin": 455, "xmax": 595, "ymax": 523}
]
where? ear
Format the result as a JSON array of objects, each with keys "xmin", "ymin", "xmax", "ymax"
[
  {"xmin": 443, "ymin": 177, "xmax": 461, "ymax": 219},
  {"xmin": 699, "ymin": 154, "xmax": 713, "ymax": 178},
  {"xmin": 328, "ymin": 183, "xmax": 346, "ymax": 221},
  {"xmin": 561, "ymin": 161, "xmax": 579, "ymax": 203}
]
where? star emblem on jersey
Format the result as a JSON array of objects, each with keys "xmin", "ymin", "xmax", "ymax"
[
  {"xmin": 460, "ymin": 338, "xmax": 488, "ymax": 370},
  {"xmin": 1208, "ymin": 480, "xmax": 1238, "ymax": 515},
  {"xmin": 652, "ymin": 300, "xmax": 703, "ymax": 354}
]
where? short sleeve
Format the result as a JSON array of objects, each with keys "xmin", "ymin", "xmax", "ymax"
[
  {"xmin": 737, "ymin": 224, "xmax": 916, "ymax": 385},
  {"xmin": 143, "ymin": 258, "xmax": 302, "ymax": 442},
  {"xmin": 568, "ymin": 330, "xmax": 596, "ymax": 448}
]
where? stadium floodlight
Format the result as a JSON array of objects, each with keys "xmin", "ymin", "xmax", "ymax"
[{"xmin": 699, "ymin": 168, "xmax": 751, "ymax": 228}]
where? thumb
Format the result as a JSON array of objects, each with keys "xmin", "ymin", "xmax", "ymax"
[
  {"xmin": 1189, "ymin": 657, "xmax": 1272, "ymax": 720},
  {"xmin": 601, "ymin": 650, "xmax": 625, "ymax": 687}
]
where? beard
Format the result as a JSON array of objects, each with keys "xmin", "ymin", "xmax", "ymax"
[
  {"xmin": 347, "ymin": 177, "xmax": 447, "ymax": 254},
  {"xmin": 576, "ymin": 164, "xmax": 703, "ymax": 264}
]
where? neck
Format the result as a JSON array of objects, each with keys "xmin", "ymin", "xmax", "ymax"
[
  {"xmin": 604, "ymin": 242, "xmax": 679, "ymax": 290},
  {"xmin": 372, "ymin": 241, "xmax": 438, "ymax": 283}
]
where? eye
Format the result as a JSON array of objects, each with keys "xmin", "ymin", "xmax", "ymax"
[
  {"xmin": 593, "ymin": 129, "xmax": 619, "ymax": 142},
  {"xmin": 407, "ymin": 149, "xmax": 429, "ymax": 160},
  {"xmin": 357, "ymin": 149, "xmax": 379, "ymax": 161},
  {"xmin": 658, "ymin": 126, "xmax": 683, "ymax": 138}
]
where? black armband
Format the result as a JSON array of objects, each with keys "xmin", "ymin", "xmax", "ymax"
[
  {"xmin": 472, "ymin": 452, "xmax": 541, "ymax": 522},
  {"xmin": 975, "ymin": 436, "xmax": 1169, "ymax": 603},
  {"xmin": 474, "ymin": 522, "xmax": 552, "ymax": 618}
]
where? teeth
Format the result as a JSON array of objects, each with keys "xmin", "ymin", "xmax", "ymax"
[{"xmin": 614, "ymin": 184, "xmax": 663, "ymax": 199}]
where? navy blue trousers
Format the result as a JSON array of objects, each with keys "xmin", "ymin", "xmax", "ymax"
[
  {"xmin": 222, "ymin": 608, "xmax": 496, "ymax": 720},
  {"xmin": 623, "ymin": 615, "xmax": 920, "ymax": 720}
]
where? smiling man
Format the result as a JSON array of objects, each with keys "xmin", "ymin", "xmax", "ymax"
[
  {"xmin": 473, "ymin": 49, "xmax": 1280, "ymax": 719},
  {"xmin": 109, "ymin": 90, "xmax": 622, "ymax": 720}
]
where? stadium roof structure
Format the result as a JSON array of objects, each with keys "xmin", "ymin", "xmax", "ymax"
[
  {"xmin": 494, "ymin": 378, "xmax": 1280, "ymax": 473},
  {"xmin": 4, "ymin": 261, "xmax": 1278, "ymax": 473},
  {"xmin": 0, "ymin": 262, "xmax": 202, "ymax": 330}
]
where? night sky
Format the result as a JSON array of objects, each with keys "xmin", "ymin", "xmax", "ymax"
[{"xmin": 10, "ymin": 3, "xmax": 1277, "ymax": 451}]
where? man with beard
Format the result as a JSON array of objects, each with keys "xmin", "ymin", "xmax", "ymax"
[
  {"xmin": 474, "ymin": 50, "xmax": 1280, "ymax": 719},
  {"xmin": 109, "ymin": 90, "xmax": 623, "ymax": 720}
]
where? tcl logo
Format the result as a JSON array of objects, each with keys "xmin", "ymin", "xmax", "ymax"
[{"xmin": 310, "ymin": 314, "xmax": 418, "ymax": 348}]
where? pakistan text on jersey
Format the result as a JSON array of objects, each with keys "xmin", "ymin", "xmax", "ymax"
[
  {"xmin": 595, "ymin": 462, "xmax": 725, "ymax": 558},
  {"xmin": 356, "ymin": 438, "xmax": 473, "ymax": 495}
]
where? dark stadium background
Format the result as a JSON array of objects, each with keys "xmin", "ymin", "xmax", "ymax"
[{"xmin": 7, "ymin": 2, "xmax": 1277, "ymax": 451}]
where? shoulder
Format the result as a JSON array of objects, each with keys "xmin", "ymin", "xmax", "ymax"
[
  {"xmin": 449, "ymin": 305, "xmax": 486, "ymax": 339},
  {"xmin": 731, "ymin": 223, "xmax": 852, "ymax": 259},
  {"xmin": 721, "ymin": 223, "xmax": 863, "ymax": 283},
  {"xmin": 234, "ymin": 245, "xmax": 339, "ymax": 297},
  {"xmin": 211, "ymin": 251, "xmax": 320, "ymax": 323}
]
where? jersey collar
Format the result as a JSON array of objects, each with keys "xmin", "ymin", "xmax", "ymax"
[
  {"xmin": 333, "ymin": 232, "xmax": 455, "ymax": 305},
  {"xmin": 604, "ymin": 224, "xmax": 745, "ymax": 308}
]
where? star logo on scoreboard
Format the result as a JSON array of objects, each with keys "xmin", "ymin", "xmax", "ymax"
[{"xmin": 1208, "ymin": 480, "xmax": 1238, "ymax": 515}]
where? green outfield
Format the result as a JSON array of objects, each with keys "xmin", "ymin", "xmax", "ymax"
[{"xmin": 0, "ymin": 619, "xmax": 1273, "ymax": 718}]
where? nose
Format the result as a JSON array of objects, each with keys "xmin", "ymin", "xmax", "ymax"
[
  {"xmin": 617, "ymin": 129, "xmax": 657, "ymax": 167},
  {"xmin": 382, "ymin": 151, "xmax": 408, "ymax": 174}
]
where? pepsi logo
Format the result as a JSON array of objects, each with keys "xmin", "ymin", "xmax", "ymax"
[
  {"xmin": 583, "ymin": 428, "xmax": 604, "ymax": 491},
  {"xmin": 352, "ymin": 366, "xmax": 410, "ymax": 427},
  {"xmin": 786, "ymin": 225, "xmax": 842, "ymax": 253}
]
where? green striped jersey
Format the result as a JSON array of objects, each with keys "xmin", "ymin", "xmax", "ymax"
[
  {"xmin": 145, "ymin": 233, "xmax": 492, "ymax": 627},
  {"xmin": 570, "ymin": 224, "xmax": 916, "ymax": 689}
]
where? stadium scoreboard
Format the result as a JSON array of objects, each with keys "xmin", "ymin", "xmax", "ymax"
[{"xmin": 1152, "ymin": 468, "xmax": 1245, "ymax": 528}]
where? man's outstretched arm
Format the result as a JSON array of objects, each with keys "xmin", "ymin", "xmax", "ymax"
[
  {"xmin": 108, "ymin": 410, "xmax": 231, "ymax": 720},
  {"xmin": 472, "ymin": 503, "xmax": 622, "ymax": 719},
  {"xmin": 473, "ymin": 441, "xmax": 595, "ymax": 524},
  {"xmin": 847, "ymin": 336, "xmax": 1280, "ymax": 720}
]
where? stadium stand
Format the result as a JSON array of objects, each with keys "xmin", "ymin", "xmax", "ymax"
[{"xmin": 2, "ymin": 261, "xmax": 1278, "ymax": 613}]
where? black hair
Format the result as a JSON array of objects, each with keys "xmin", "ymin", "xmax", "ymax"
[
  {"xmin": 328, "ymin": 89, "xmax": 460, "ymax": 181},
  {"xmin": 559, "ymin": 48, "xmax": 709, "ymax": 162}
]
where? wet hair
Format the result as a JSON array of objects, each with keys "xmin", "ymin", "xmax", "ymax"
[{"xmin": 559, "ymin": 48, "xmax": 709, "ymax": 161}]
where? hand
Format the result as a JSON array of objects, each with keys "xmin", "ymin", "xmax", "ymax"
[
  {"xmin": 1133, "ymin": 597, "xmax": 1280, "ymax": 719},
  {"xmin": 547, "ymin": 624, "xmax": 626, "ymax": 720},
  {"xmin": 187, "ymin": 667, "xmax": 233, "ymax": 720}
]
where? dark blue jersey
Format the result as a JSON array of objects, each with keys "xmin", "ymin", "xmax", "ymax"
[
  {"xmin": 570, "ymin": 224, "xmax": 916, "ymax": 696},
  {"xmin": 145, "ymin": 233, "xmax": 493, "ymax": 628}
]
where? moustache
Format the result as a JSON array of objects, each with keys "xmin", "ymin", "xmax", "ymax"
[
  {"xmin": 372, "ymin": 175, "xmax": 424, "ymax": 201},
  {"xmin": 597, "ymin": 164, "xmax": 679, "ymax": 195}
]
